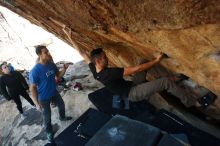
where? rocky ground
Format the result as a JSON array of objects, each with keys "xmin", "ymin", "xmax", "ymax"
[{"xmin": 0, "ymin": 61, "xmax": 219, "ymax": 146}]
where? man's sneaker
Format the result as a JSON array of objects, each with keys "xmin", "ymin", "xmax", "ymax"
[
  {"xmin": 47, "ymin": 132, "xmax": 54, "ymax": 143},
  {"xmin": 60, "ymin": 116, "xmax": 72, "ymax": 121},
  {"xmin": 197, "ymin": 92, "xmax": 217, "ymax": 109},
  {"xmin": 20, "ymin": 113, "xmax": 27, "ymax": 120}
]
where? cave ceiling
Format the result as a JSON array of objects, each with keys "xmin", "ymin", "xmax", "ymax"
[{"xmin": 0, "ymin": 0, "xmax": 220, "ymax": 100}]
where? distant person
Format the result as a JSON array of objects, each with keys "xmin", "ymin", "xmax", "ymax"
[
  {"xmin": 0, "ymin": 63, "xmax": 36, "ymax": 119},
  {"xmin": 1, "ymin": 61, "xmax": 15, "ymax": 72},
  {"xmin": 29, "ymin": 45, "xmax": 72, "ymax": 143}
]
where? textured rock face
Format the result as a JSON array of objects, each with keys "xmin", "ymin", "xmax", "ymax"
[{"xmin": 0, "ymin": 0, "xmax": 220, "ymax": 101}]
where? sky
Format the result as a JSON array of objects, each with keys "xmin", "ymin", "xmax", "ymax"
[{"xmin": 0, "ymin": 6, "xmax": 83, "ymax": 70}]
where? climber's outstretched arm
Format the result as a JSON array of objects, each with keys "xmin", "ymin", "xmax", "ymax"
[{"xmin": 62, "ymin": 26, "xmax": 91, "ymax": 64}]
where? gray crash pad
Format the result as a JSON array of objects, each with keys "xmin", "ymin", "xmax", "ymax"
[{"xmin": 85, "ymin": 115, "xmax": 161, "ymax": 146}]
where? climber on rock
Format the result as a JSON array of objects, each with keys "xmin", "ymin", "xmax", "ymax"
[
  {"xmin": 62, "ymin": 27, "xmax": 203, "ymax": 108},
  {"xmin": 88, "ymin": 48, "xmax": 202, "ymax": 107},
  {"xmin": 0, "ymin": 62, "xmax": 36, "ymax": 119}
]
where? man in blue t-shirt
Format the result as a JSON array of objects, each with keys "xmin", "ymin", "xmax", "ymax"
[{"xmin": 29, "ymin": 45, "xmax": 72, "ymax": 143}]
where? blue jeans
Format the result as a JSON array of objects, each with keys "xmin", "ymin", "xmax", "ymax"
[{"xmin": 40, "ymin": 93, "xmax": 65, "ymax": 133}]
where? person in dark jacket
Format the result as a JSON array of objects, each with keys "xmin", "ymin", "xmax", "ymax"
[{"xmin": 0, "ymin": 63, "xmax": 35, "ymax": 119}]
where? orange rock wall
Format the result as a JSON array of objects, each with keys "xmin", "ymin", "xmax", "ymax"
[{"xmin": 1, "ymin": 0, "xmax": 220, "ymax": 99}]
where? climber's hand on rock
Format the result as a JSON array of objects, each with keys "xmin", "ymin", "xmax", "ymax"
[{"xmin": 155, "ymin": 52, "xmax": 164, "ymax": 63}]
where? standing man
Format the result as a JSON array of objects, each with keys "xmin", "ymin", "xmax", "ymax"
[
  {"xmin": 0, "ymin": 63, "xmax": 35, "ymax": 119},
  {"xmin": 29, "ymin": 45, "xmax": 72, "ymax": 143}
]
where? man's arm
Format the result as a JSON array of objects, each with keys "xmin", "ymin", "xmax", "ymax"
[
  {"xmin": 56, "ymin": 64, "xmax": 68, "ymax": 78},
  {"xmin": 29, "ymin": 84, "xmax": 41, "ymax": 111},
  {"xmin": 123, "ymin": 53, "xmax": 164, "ymax": 76},
  {"xmin": 78, "ymin": 49, "xmax": 91, "ymax": 64},
  {"xmin": 62, "ymin": 27, "xmax": 91, "ymax": 64}
]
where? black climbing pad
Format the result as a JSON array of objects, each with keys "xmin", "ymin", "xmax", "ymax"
[
  {"xmin": 51, "ymin": 88, "xmax": 220, "ymax": 146},
  {"xmin": 157, "ymin": 134, "xmax": 188, "ymax": 146},
  {"xmin": 88, "ymin": 87, "xmax": 156, "ymax": 118},
  {"xmin": 51, "ymin": 108, "xmax": 111, "ymax": 146},
  {"xmin": 148, "ymin": 109, "xmax": 220, "ymax": 146},
  {"xmin": 76, "ymin": 108, "xmax": 111, "ymax": 138}
]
